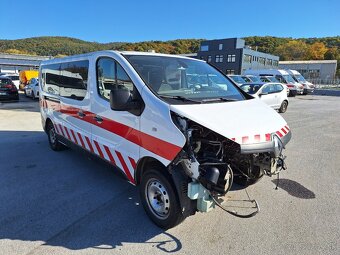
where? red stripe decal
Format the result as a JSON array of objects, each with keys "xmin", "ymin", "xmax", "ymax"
[
  {"xmin": 84, "ymin": 136, "xmax": 94, "ymax": 153},
  {"xmin": 77, "ymin": 132, "xmax": 86, "ymax": 148},
  {"xmin": 103, "ymin": 145, "xmax": 116, "ymax": 164},
  {"xmin": 54, "ymin": 123, "xmax": 60, "ymax": 134},
  {"xmin": 56, "ymin": 104, "xmax": 181, "ymax": 161},
  {"xmin": 116, "ymin": 151, "xmax": 135, "ymax": 184},
  {"xmin": 242, "ymin": 136, "xmax": 249, "ymax": 144},
  {"xmin": 93, "ymin": 140, "xmax": 104, "ymax": 158},
  {"xmin": 265, "ymin": 133, "xmax": 271, "ymax": 141},
  {"xmin": 70, "ymin": 129, "xmax": 78, "ymax": 144},
  {"xmin": 281, "ymin": 128, "xmax": 287, "ymax": 135},
  {"xmin": 128, "ymin": 157, "xmax": 137, "ymax": 170},
  {"xmin": 64, "ymin": 127, "xmax": 71, "ymax": 140},
  {"xmin": 276, "ymin": 131, "xmax": 283, "ymax": 138},
  {"xmin": 231, "ymin": 138, "xmax": 236, "ymax": 141},
  {"xmin": 58, "ymin": 124, "xmax": 66, "ymax": 137},
  {"xmin": 254, "ymin": 134, "xmax": 260, "ymax": 142},
  {"xmin": 285, "ymin": 125, "xmax": 290, "ymax": 131}
]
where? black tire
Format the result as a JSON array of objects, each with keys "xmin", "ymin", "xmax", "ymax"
[
  {"xmin": 140, "ymin": 168, "xmax": 185, "ymax": 229},
  {"xmin": 32, "ymin": 91, "xmax": 35, "ymax": 100},
  {"xmin": 279, "ymin": 100, "xmax": 288, "ymax": 113},
  {"xmin": 47, "ymin": 121, "xmax": 65, "ymax": 151}
]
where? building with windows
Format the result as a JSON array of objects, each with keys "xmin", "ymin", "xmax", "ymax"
[
  {"xmin": 196, "ymin": 38, "xmax": 279, "ymax": 75},
  {"xmin": 279, "ymin": 60, "xmax": 337, "ymax": 83},
  {"xmin": 0, "ymin": 53, "xmax": 52, "ymax": 73}
]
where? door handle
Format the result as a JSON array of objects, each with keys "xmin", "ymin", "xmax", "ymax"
[
  {"xmin": 78, "ymin": 111, "xmax": 86, "ymax": 118},
  {"xmin": 94, "ymin": 115, "xmax": 103, "ymax": 123}
]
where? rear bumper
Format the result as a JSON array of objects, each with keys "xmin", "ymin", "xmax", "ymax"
[
  {"xmin": 0, "ymin": 92, "xmax": 19, "ymax": 100},
  {"xmin": 240, "ymin": 131, "xmax": 291, "ymax": 154},
  {"xmin": 304, "ymin": 88, "xmax": 314, "ymax": 94}
]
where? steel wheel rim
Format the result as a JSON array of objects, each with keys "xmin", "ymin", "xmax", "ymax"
[
  {"xmin": 146, "ymin": 178, "xmax": 170, "ymax": 219},
  {"xmin": 49, "ymin": 127, "xmax": 56, "ymax": 144}
]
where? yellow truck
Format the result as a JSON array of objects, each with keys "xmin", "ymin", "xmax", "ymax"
[{"xmin": 19, "ymin": 70, "xmax": 39, "ymax": 90}]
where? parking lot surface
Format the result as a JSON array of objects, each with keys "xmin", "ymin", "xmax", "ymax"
[{"xmin": 0, "ymin": 94, "xmax": 339, "ymax": 255}]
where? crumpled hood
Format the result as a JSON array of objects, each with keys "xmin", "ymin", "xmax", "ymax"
[{"xmin": 170, "ymin": 98, "xmax": 290, "ymax": 145}]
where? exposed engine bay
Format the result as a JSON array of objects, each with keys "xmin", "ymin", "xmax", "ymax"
[{"xmin": 171, "ymin": 113, "xmax": 287, "ymax": 216}]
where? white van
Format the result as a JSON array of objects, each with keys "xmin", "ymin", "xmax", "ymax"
[
  {"xmin": 286, "ymin": 69, "xmax": 314, "ymax": 94},
  {"xmin": 40, "ymin": 51, "xmax": 291, "ymax": 228},
  {"xmin": 244, "ymin": 69, "xmax": 304, "ymax": 96}
]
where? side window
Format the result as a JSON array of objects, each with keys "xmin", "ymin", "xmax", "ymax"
[
  {"xmin": 275, "ymin": 75, "xmax": 284, "ymax": 83},
  {"xmin": 42, "ymin": 63, "xmax": 61, "ymax": 96},
  {"xmin": 262, "ymin": 85, "xmax": 270, "ymax": 94},
  {"xmin": 275, "ymin": 84, "xmax": 284, "ymax": 92},
  {"xmin": 59, "ymin": 60, "xmax": 88, "ymax": 101},
  {"xmin": 97, "ymin": 57, "xmax": 135, "ymax": 101}
]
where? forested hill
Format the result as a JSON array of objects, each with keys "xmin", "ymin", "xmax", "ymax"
[{"xmin": 0, "ymin": 36, "xmax": 339, "ymax": 62}]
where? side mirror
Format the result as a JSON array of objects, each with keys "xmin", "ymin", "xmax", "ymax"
[
  {"xmin": 259, "ymin": 92, "xmax": 268, "ymax": 97},
  {"xmin": 110, "ymin": 87, "xmax": 143, "ymax": 115}
]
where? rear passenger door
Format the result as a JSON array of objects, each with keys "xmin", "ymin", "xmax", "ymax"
[
  {"xmin": 90, "ymin": 57, "xmax": 141, "ymax": 184},
  {"xmin": 58, "ymin": 60, "xmax": 93, "ymax": 151}
]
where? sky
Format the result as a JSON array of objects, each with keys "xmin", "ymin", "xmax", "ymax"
[{"xmin": 0, "ymin": 0, "xmax": 339, "ymax": 43}]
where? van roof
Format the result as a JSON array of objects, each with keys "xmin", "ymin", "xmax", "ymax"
[{"xmin": 40, "ymin": 50, "xmax": 204, "ymax": 66}]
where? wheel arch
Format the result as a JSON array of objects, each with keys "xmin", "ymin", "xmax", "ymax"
[{"xmin": 135, "ymin": 156, "xmax": 168, "ymax": 185}]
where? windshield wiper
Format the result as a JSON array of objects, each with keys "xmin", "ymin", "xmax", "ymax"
[
  {"xmin": 201, "ymin": 97, "xmax": 238, "ymax": 103},
  {"xmin": 159, "ymin": 95, "xmax": 202, "ymax": 104}
]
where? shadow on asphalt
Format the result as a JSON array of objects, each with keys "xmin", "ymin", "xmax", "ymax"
[
  {"xmin": 0, "ymin": 130, "xmax": 182, "ymax": 253},
  {"xmin": 272, "ymin": 178, "xmax": 316, "ymax": 199}
]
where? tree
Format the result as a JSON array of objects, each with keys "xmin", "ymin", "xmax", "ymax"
[
  {"xmin": 274, "ymin": 40, "xmax": 309, "ymax": 60},
  {"xmin": 308, "ymin": 42, "xmax": 328, "ymax": 60}
]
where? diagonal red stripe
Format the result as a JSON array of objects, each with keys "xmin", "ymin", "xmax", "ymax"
[
  {"xmin": 103, "ymin": 145, "xmax": 116, "ymax": 164},
  {"xmin": 128, "ymin": 157, "xmax": 137, "ymax": 170},
  {"xmin": 93, "ymin": 140, "xmax": 104, "ymax": 158},
  {"xmin": 254, "ymin": 134, "xmax": 260, "ymax": 142},
  {"xmin": 58, "ymin": 124, "xmax": 65, "ymax": 137},
  {"xmin": 265, "ymin": 133, "xmax": 271, "ymax": 141},
  {"xmin": 276, "ymin": 131, "xmax": 283, "ymax": 138},
  {"xmin": 84, "ymin": 136, "xmax": 94, "ymax": 153},
  {"xmin": 77, "ymin": 132, "xmax": 86, "ymax": 148},
  {"xmin": 281, "ymin": 128, "xmax": 287, "ymax": 134},
  {"xmin": 242, "ymin": 136, "xmax": 249, "ymax": 144},
  {"xmin": 70, "ymin": 129, "xmax": 78, "ymax": 145},
  {"xmin": 63, "ymin": 127, "xmax": 71, "ymax": 140},
  {"xmin": 116, "ymin": 151, "xmax": 135, "ymax": 184}
]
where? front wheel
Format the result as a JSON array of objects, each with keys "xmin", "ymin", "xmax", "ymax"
[
  {"xmin": 140, "ymin": 168, "xmax": 185, "ymax": 229},
  {"xmin": 279, "ymin": 100, "xmax": 288, "ymax": 113}
]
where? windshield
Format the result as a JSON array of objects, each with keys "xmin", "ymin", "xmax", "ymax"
[
  {"xmin": 283, "ymin": 75, "xmax": 296, "ymax": 83},
  {"xmin": 266, "ymin": 76, "xmax": 279, "ymax": 82},
  {"xmin": 240, "ymin": 84, "xmax": 262, "ymax": 94},
  {"xmin": 125, "ymin": 55, "xmax": 245, "ymax": 103},
  {"xmin": 246, "ymin": 76, "xmax": 261, "ymax": 82},
  {"xmin": 294, "ymin": 74, "xmax": 306, "ymax": 82}
]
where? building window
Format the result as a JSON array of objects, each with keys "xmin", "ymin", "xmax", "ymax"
[
  {"xmin": 215, "ymin": 55, "xmax": 223, "ymax": 63},
  {"xmin": 273, "ymin": 60, "xmax": 278, "ymax": 66},
  {"xmin": 258, "ymin": 57, "xmax": 265, "ymax": 65},
  {"xmin": 219, "ymin": 44, "xmax": 223, "ymax": 50},
  {"xmin": 227, "ymin": 54, "xmax": 236, "ymax": 62},
  {"xmin": 200, "ymin": 45, "xmax": 209, "ymax": 51},
  {"xmin": 226, "ymin": 69, "xmax": 235, "ymax": 75},
  {"xmin": 207, "ymin": 55, "xmax": 212, "ymax": 63},
  {"xmin": 244, "ymin": 54, "xmax": 252, "ymax": 63},
  {"xmin": 266, "ymin": 59, "xmax": 272, "ymax": 66}
]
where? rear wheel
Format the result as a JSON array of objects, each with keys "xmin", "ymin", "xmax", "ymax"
[
  {"xmin": 32, "ymin": 91, "xmax": 35, "ymax": 100},
  {"xmin": 140, "ymin": 168, "xmax": 185, "ymax": 229},
  {"xmin": 279, "ymin": 100, "xmax": 288, "ymax": 113},
  {"xmin": 47, "ymin": 121, "xmax": 65, "ymax": 151}
]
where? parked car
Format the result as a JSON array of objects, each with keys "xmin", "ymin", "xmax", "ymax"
[
  {"xmin": 0, "ymin": 73, "xmax": 20, "ymax": 90},
  {"xmin": 243, "ymin": 75, "xmax": 261, "ymax": 82},
  {"xmin": 0, "ymin": 77, "xmax": 19, "ymax": 101},
  {"xmin": 240, "ymin": 82, "xmax": 289, "ymax": 113},
  {"xmin": 227, "ymin": 75, "xmax": 247, "ymax": 85},
  {"xmin": 244, "ymin": 69, "xmax": 302, "ymax": 96},
  {"xmin": 286, "ymin": 69, "xmax": 314, "ymax": 94},
  {"xmin": 40, "ymin": 51, "xmax": 291, "ymax": 229},
  {"xmin": 24, "ymin": 78, "xmax": 39, "ymax": 99},
  {"xmin": 260, "ymin": 76, "xmax": 290, "ymax": 95}
]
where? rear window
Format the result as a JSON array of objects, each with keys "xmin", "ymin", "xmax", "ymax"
[{"xmin": 0, "ymin": 78, "xmax": 11, "ymax": 85}]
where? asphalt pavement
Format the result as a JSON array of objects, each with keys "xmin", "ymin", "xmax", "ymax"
[{"xmin": 0, "ymin": 93, "xmax": 339, "ymax": 255}]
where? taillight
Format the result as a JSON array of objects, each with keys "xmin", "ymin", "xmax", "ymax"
[
  {"xmin": 287, "ymin": 84, "xmax": 294, "ymax": 88},
  {"xmin": 5, "ymin": 84, "xmax": 17, "ymax": 92}
]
